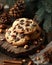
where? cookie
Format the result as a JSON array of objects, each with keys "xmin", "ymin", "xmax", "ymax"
[
  {"xmin": 12, "ymin": 18, "xmax": 38, "ymax": 34},
  {"xmin": 5, "ymin": 27, "xmax": 30, "ymax": 46}
]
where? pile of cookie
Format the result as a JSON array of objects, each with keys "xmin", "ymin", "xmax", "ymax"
[{"xmin": 5, "ymin": 18, "xmax": 41, "ymax": 47}]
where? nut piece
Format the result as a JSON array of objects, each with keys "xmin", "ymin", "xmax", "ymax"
[
  {"xmin": 28, "ymin": 61, "xmax": 33, "ymax": 65},
  {"xmin": 0, "ymin": 29, "xmax": 3, "ymax": 33},
  {"xmin": 24, "ymin": 45, "xmax": 29, "ymax": 49},
  {"xmin": 22, "ymin": 59, "xmax": 26, "ymax": 63},
  {"xmin": 35, "ymin": 56, "xmax": 40, "ymax": 61},
  {"xmin": 40, "ymin": 38, "xmax": 43, "ymax": 41}
]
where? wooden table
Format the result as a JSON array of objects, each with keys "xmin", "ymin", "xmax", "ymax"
[{"xmin": 0, "ymin": 32, "xmax": 52, "ymax": 65}]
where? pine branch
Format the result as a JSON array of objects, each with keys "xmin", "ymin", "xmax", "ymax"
[{"xmin": 33, "ymin": 7, "xmax": 45, "ymax": 24}]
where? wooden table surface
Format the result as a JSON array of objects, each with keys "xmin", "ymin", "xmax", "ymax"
[{"xmin": 0, "ymin": 32, "xmax": 52, "ymax": 65}]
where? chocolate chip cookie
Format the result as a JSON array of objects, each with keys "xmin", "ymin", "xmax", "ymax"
[
  {"xmin": 5, "ymin": 18, "xmax": 42, "ymax": 46},
  {"xmin": 12, "ymin": 18, "xmax": 38, "ymax": 34},
  {"xmin": 5, "ymin": 27, "xmax": 30, "ymax": 46}
]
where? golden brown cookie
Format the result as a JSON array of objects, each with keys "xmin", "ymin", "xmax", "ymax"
[
  {"xmin": 5, "ymin": 27, "xmax": 30, "ymax": 46},
  {"xmin": 12, "ymin": 18, "xmax": 38, "ymax": 34}
]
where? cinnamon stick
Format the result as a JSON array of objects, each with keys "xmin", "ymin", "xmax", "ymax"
[{"xmin": 3, "ymin": 60, "xmax": 23, "ymax": 65}]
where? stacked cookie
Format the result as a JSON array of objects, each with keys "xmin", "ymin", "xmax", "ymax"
[{"xmin": 5, "ymin": 18, "xmax": 41, "ymax": 47}]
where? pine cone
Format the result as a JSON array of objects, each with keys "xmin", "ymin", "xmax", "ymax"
[
  {"xmin": 0, "ymin": 12, "xmax": 11, "ymax": 24},
  {"xmin": 9, "ymin": 0, "xmax": 25, "ymax": 18}
]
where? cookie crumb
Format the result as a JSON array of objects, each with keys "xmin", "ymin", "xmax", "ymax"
[{"xmin": 24, "ymin": 45, "xmax": 29, "ymax": 49}]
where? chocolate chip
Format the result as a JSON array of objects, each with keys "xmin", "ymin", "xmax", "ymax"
[
  {"xmin": 13, "ymin": 31, "xmax": 16, "ymax": 33},
  {"xmin": 20, "ymin": 22, "xmax": 24, "ymax": 25},
  {"xmin": 18, "ymin": 25, "xmax": 22, "ymax": 29},
  {"xmin": 30, "ymin": 21, "xmax": 32, "ymax": 23},
  {"xmin": 26, "ymin": 21, "xmax": 30, "ymax": 23},
  {"xmin": 16, "ymin": 32, "xmax": 18, "ymax": 35},
  {"xmin": 20, "ymin": 20, "xmax": 24, "ymax": 22},
  {"xmin": 7, "ymin": 37, "xmax": 9, "ymax": 39},
  {"xmin": 14, "ymin": 26, "xmax": 16, "ymax": 29},
  {"xmin": 11, "ymin": 35, "xmax": 16, "ymax": 37},
  {"xmin": 26, "ymin": 24, "xmax": 29, "ymax": 26},
  {"xmin": 20, "ymin": 34, "xmax": 24, "ymax": 38},
  {"xmin": 26, "ymin": 28, "xmax": 29, "ymax": 31},
  {"xmin": 32, "ymin": 24, "xmax": 36, "ymax": 27},
  {"xmin": 15, "ymin": 37, "xmax": 20, "ymax": 41},
  {"xmin": 20, "ymin": 20, "xmax": 24, "ymax": 25}
]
